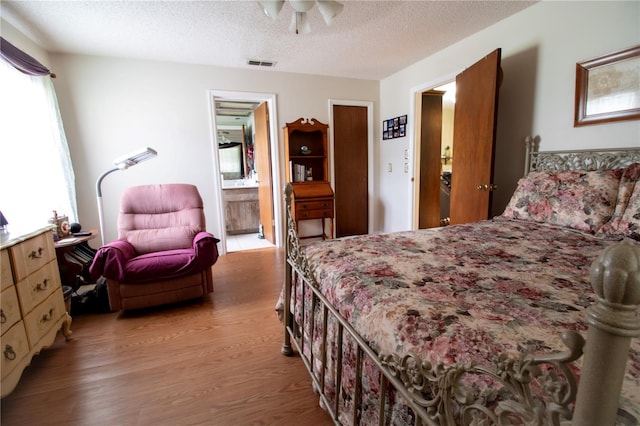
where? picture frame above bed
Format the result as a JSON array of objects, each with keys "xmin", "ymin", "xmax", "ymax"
[{"xmin": 574, "ymin": 45, "xmax": 640, "ymax": 127}]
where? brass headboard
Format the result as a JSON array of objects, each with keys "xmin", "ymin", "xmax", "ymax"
[{"xmin": 525, "ymin": 136, "xmax": 640, "ymax": 174}]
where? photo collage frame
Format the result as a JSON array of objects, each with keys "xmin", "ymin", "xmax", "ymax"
[{"xmin": 382, "ymin": 115, "xmax": 407, "ymax": 140}]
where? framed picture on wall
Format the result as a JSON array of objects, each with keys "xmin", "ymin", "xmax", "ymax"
[
  {"xmin": 382, "ymin": 115, "xmax": 408, "ymax": 140},
  {"xmin": 574, "ymin": 45, "xmax": 640, "ymax": 126}
]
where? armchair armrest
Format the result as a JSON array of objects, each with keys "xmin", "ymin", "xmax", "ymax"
[
  {"xmin": 89, "ymin": 239, "xmax": 138, "ymax": 281},
  {"xmin": 193, "ymin": 232, "xmax": 220, "ymax": 270}
]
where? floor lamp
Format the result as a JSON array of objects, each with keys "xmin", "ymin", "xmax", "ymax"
[{"xmin": 96, "ymin": 147, "xmax": 157, "ymax": 246}]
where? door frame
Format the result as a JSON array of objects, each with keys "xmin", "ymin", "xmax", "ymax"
[
  {"xmin": 328, "ymin": 99, "xmax": 375, "ymax": 234},
  {"xmin": 407, "ymin": 70, "xmax": 460, "ymax": 230},
  {"xmin": 208, "ymin": 90, "xmax": 281, "ymax": 255}
]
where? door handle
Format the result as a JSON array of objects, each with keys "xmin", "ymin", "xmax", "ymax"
[{"xmin": 476, "ymin": 184, "xmax": 498, "ymax": 191}]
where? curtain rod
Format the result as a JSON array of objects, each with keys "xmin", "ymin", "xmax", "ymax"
[{"xmin": 0, "ymin": 37, "xmax": 56, "ymax": 78}]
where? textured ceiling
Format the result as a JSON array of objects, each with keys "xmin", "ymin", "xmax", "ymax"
[{"xmin": 2, "ymin": 0, "xmax": 536, "ymax": 81}]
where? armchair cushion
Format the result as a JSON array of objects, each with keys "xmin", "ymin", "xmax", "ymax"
[
  {"xmin": 126, "ymin": 225, "xmax": 201, "ymax": 254},
  {"xmin": 91, "ymin": 232, "xmax": 219, "ymax": 283}
]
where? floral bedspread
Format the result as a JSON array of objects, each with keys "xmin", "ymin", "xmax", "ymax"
[{"xmin": 285, "ymin": 218, "xmax": 640, "ymax": 424}]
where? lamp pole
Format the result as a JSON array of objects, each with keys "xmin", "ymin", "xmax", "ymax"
[
  {"xmin": 95, "ymin": 147, "xmax": 157, "ymax": 246},
  {"xmin": 96, "ymin": 166, "xmax": 119, "ymax": 246}
]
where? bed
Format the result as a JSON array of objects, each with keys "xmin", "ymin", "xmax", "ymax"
[{"xmin": 277, "ymin": 138, "xmax": 640, "ymax": 426}]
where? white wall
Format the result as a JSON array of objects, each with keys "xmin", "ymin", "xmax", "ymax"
[
  {"xmin": 47, "ymin": 54, "xmax": 379, "ymax": 244},
  {"xmin": 4, "ymin": 1, "xmax": 639, "ymax": 239},
  {"xmin": 379, "ymin": 1, "xmax": 640, "ymax": 232}
]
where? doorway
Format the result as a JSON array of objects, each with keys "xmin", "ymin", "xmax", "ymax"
[
  {"xmin": 209, "ymin": 91, "xmax": 281, "ymax": 255},
  {"xmin": 417, "ymin": 82, "xmax": 455, "ymax": 229}
]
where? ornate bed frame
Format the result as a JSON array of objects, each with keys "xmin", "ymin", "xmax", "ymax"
[{"xmin": 281, "ymin": 138, "xmax": 640, "ymax": 426}]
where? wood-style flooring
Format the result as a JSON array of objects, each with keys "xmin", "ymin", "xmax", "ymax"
[{"xmin": 1, "ymin": 248, "xmax": 333, "ymax": 426}]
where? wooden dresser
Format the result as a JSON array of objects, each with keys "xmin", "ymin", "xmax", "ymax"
[
  {"xmin": 284, "ymin": 118, "xmax": 335, "ymax": 240},
  {"xmin": 1, "ymin": 226, "xmax": 72, "ymax": 398}
]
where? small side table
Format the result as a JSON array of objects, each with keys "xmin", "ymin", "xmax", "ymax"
[{"xmin": 54, "ymin": 231, "xmax": 98, "ymax": 287}]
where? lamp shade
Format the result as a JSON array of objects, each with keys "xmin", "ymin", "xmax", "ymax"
[
  {"xmin": 317, "ymin": 0, "xmax": 343, "ymax": 25},
  {"xmin": 289, "ymin": 0, "xmax": 315, "ymax": 12},
  {"xmin": 113, "ymin": 147, "xmax": 157, "ymax": 169},
  {"xmin": 260, "ymin": 0, "xmax": 344, "ymax": 34},
  {"xmin": 259, "ymin": 0, "xmax": 285, "ymax": 20}
]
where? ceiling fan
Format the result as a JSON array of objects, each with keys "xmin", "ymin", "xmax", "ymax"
[{"xmin": 258, "ymin": 0, "xmax": 344, "ymax": 34}]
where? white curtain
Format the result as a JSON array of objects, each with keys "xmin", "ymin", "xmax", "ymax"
[{"xmin": 0, "ymin": 59, "xmax": 77, "ymax": 230}]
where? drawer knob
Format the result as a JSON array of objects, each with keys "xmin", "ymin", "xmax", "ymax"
[
  {"xmin": 0, "ymin": 309, "xmax": 6, "ymax": 324},
  {"xmin": 4, "ymin": 344, "xmax": 16, "ymax": 361},
  {"xmin": 35, "ymin": 279, "xmax": 49, "ymax": 292},
  {"xmin": 40, "ymin": 308, "xmax": 54, "ymax": 324},
  {"xmin": 28, "ymin": 247, "xmax": 44, "ymax": 260}
]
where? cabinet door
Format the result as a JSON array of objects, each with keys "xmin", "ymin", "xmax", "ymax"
[{"xmin": 224, "ymin": 189, "xmax": 259, "ymax": 234}]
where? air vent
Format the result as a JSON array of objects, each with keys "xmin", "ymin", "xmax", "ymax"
[{"xmin": 247, "ymin": 59, "xmax": 277, "ymax": 67}]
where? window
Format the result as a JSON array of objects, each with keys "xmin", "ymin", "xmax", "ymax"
[{"xmin": 0, "ymin": 59, "xmax": 77, "ymax": 230}]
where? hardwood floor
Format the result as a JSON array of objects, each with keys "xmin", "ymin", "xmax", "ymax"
[{"xmin": 1, "ymin": 248, "xmax": 333, "ymax": 426}]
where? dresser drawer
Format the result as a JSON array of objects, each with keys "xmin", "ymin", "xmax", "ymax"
[
  {"xmin": 1, "ymin": 286, "xmax": 21, "ymax": 335},
  {"xmin": 296, "ymin": 208, "xmax": 333, "ymax": 220},
  {"xmin": 15, "ymin": 261, "xmax": 61, "ymax": 315},
  {"xmin": 23, "ymin": 287, "xmax": 65, "ymax": 348},
  {"xmin": 1, "ymin": 249, "xmax": 13, "ymax": 292},
  {"xmin": 10, "ymin": 232, "xmax": 56, "ymax": 282},
  {"xmin": 1, "ymin": 321, "xmax": 29, "ymax": 380},
  {"xmin": 296, "ymin": 199, "xmax": 333, "ymax": 211}
]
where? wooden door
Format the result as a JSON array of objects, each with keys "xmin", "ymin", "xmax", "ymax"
[
  {"xmin": 449, "ymin": 48, "xmax": 502, "ymax": 225},
  {"xmin": 418, "ymin": 91, "xmax": 444, "ymax": 229},
  {"xmin": 254, "ymin": 102, "xmax": 275, "ymax": 244},
  {"xmin": 333, "ymin": 105, "xmax": 368, "ymax": 237}
]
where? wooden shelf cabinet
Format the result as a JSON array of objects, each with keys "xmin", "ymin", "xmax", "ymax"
[
  {"xmin": 284, "ymin": 118, "xmax": 334, "ymax": 239},
  {"xmin": 1, "ymin": 226, "xmax": 72, "ymax": 398}
]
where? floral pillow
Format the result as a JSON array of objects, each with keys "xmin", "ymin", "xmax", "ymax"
[
  {"xmin": 618, "ymin": 184, "xmax": 640, "ymax": 238},
  {"xmin": 502, "ymin": 169, "xmax": 622, "ymax": 234},
  {"xmin": 598, "ymin": 163, "xmax": 640, "ymax": 237}
]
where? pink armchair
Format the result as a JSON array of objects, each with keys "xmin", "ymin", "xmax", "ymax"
[{"xmin": 90, "ymin": 184, "xmax": 219, "ymax": 311}]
